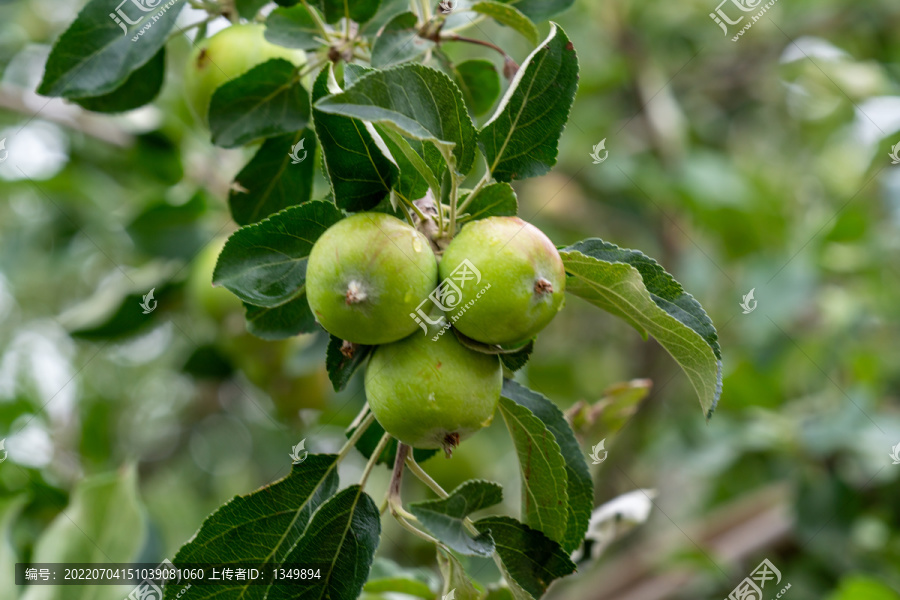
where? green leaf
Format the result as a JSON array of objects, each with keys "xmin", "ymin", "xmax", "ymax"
[
  {"xmin": 326, "ymin": 334, "xmax": 373, "ymax": 391},
  {"xmin": 313, "ymin": 67, "xmax": 396, "ymax": 212},
  {"xmin": 213, "ymin": 200, "xmax": 343, "ymax": 307},
  {"xmin": 371, "ymin": 12, "xmax": 433, "ymax": 68},
  {"xmin": 268, "ymin": 485, "xmax": 381, "ymax": 600},
  {"xmin": 244, "ymin": 295, "xmax": 319, "ymax": 340},
  {"xmin": 409, "ymin": 480, "xmax": 502, "ymax": 557},
  {"xmin": 236, "ymin": 0, "xmax": 270, "ymax": 19},
  {"xmin": 500, "ymin": 340, "xmax": 533, "ymax": 372},
  {"xmin": 38, "ymin": 0, "xmax": 184, "ymax": 98},
  {"xmin": 315, "ymin": 64, "xmax": 478, "ymax": 174},
  {"xmin": 454, "ymin": 58, "xmax": 501, "ymax": 117},
  {"xmin": 266, "ymin": 4, "xmax": 328, "ymax": 50},
  {"xmin": 462, "ymin": 181, "xmax": 518, "ymax": 221},
  {"xmin": 165, "ymin": 456, "xmax": 339, "ymax": 600},
  {"xmin": 25, "ymin": 466, "xmax": 145, "ymax": 600},
  {"xmin": 320, "ymin": 0, "xmax": 382, "ymax": 24},
  {"xmin": 437, "ymin": 548, "xmax": 482, "ymax": 600},
  {"xmin": 471, "ymin": 2, "xmax": 539, "ymax": 45},
  {"xmin": 343, "ymin": 63, "xmax": 373, "ymax": 87},
  {"xmin": 560, "ymin": 239, "xmax": 723, "ymax": 418},
  {"xmin": 210, "ymin": 59, "xmax": 310, "ymax": 148},
  {"xmin": 229, "ymin": 131, "xmax": 317, "ymax": 226},
  {"xmin": 346, "ymin": 418, "xmax": 437, "ymax": 466},
  {"xmin": 497, "ymin": 396, "xmax": 568, "ymax": 544},
  {"xmin": 0, "ymin": 496, "xmax": 27, "ymax": 600},
  {"xmin": 73, "ymin": 47, "xmax": 165, "ymax": 113},
  {"xmin": 501, "ymin": 380, "xmax": 592, "ymax": 553},
  {"xmin": 480, "ymin": 23, "xmax": 578, "ymax": 182},
  {"xmin": 505, "ymin": 0, "xmax": 574, "ymax": 22},
  {"xmin": 376, "ymin": 125, "xmax": 434, "ymax": 202},
  {"xmin": 473, "ymin": 516, "xmax": 576, "ymax": 600},
  {"xmin": 363, "ymin": 577, "xmax": 434, "ymax": 598}
]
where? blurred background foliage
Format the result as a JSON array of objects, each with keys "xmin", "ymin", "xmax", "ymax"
[{"xmin": 1, "ymin": 0, "xmax": 900, "ymax": 598}]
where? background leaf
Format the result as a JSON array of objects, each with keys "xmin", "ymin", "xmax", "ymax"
[
  {"xmin": 244, "ymin": 295, "xmax": 319, "ymax": 339},
  {"xmin": 165, "ymin": 456, "xmax": 339, "ymax": 600},
  {"xmin": 319, "ymin": 0, "xmax": 382, "ymax": 24},
  {"xmin": 213, "ymin": 200, "xmax": 342, "ymax": 307},
  {"xmin": 480, "ymin": 23, "xmax": 578, "ymax": 182},
  {"xmin": 229, "ymin": 130, "xmax": 318, "ymax": 226},
  {"xmin": 315, "ymin": 64, "xmax": 478, "ymax": 174},
  {"xmin": 268, "ymin": 485, "xmax": 381, "ymax": 600},
  {"xmin": 560, "ymin": 240, "xmax": 722, "ymax": 418},
  {"xmin": 73, "ymin": 48, "xmax": 165, "ymax": 113},
  {"xmin": 501, "ymin": 379, "xmax": 592, "ymax": 553},
  {"xmin": 473, "ymin": 516, "xmax": 576, "ymax": 599},
  {"xmin": 371, "ymin": 12, "xmax": 434, "ymax": 68},
  {"xmin": 497, "ymin": 396, "xmax": 569, "ymax": 544},
  {"xmin": 454, "ymin": 58, "xmax": 502, "ymax": 117},
  {"xmin": 345, "ymin": 419, "xmax": 438, "ymax": 466},
  {"xmin": 504, "ymin": 0, "xmax": 574, "ymax": 22},
  {"xmin": 266, "ymin": 5, "xmax": 328, "ymax": 50},
  {"xmin": 313, "ymin": 68, "xmax": 396, "ymax": 211},
  {"xmin": 409, "ymin": 480, "xmax": 502, "ymax": 556},
  {"xmin": 437, "ymin": 548, "xmax": 482, "ymax": 600},
  {"xmin": 0, "ymin": 496, "xmax": 27, "ymax": 600},
  {"xmin": 236, "ymin": 0, "xmax": 270, "ymax": 19},
  {"xmin": 471, "ymin": 1, "xmax": 539, "ymax": 45},
  {"xmin": 38, "ymin": 0, "xmax": 184, "ymax": 98},
  {"xmin": 325, "ymin": 334, "xmax": 372, "ymax": 391},
  {"xmin": 22, "ymin": 467, "xmax": 145, "ymax": 600},
  {"xmin": 210, "ymin": 59, "xmax": 310, "ymax": 148}
]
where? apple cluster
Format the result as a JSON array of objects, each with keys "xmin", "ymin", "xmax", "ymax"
[{"xmin": 306, "ymin": 212, "xmax": 566, "ymax": 455}]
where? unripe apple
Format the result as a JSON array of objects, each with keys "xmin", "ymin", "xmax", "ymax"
[
  {"xmin": 439, "ymin": 216, "xmax": 565, "ymax": 345},
  {"xmin": 306, "ymin": 213, "xmax": 439, "ymax": 345},
  {"xmin": 365, "ymin": 331, "xmax": 502, "ymax": 452},
  {"xmin": 183, "ymin": 24, "xmax": 306, "ymax": 124}
]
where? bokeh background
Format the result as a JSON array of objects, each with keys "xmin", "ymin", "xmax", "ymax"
[{"xmin": 1, "ymin": 0, "xmax": 900, "ymax": 599}]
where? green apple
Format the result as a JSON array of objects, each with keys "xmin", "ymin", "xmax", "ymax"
[
  {"xmin": 183, "ymin": 24, "xmax": 306, "ymax": 124},
  {"xmin": 365, "ymin": 331, "xmax": 502, "ymax": 452},
  {"xmin": 439, "ymin": 216, "xmax": 565, "ymax": 345},
  {"xmin": 306, "ymin": 213, "xmax": 439, "ymax": 345}
]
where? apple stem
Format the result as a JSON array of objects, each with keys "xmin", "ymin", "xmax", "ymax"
[
  {"xmin": 360, "ymin": 433, "xmax": 391, "ymax": 488},
  {"xmin": 335, "ymin": 410, "xmax": 375, "ymax": 464}
]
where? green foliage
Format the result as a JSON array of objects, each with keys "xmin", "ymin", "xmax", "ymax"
[
  {"xmin": 315, "ymin": 64, "xmax": 479, "ymax": 173},
  {"xmin": 38, "ymin": 0, "xmax": 184, "ymax": 98},
  {"xmin": 229, "ymin": 130, "xmax": 317, "ymax": 225},
  {"xmin": 8, "ymin": 0, "xmax": 743, "ymax": 598},
  {"xmin": 480, "ymin": 24, "xmax": 578, "ymax": 181},
  {"xmin": 209, "ymin": 59, "xmax": 310, "ymax": 148},
  {"xmin": 560, "ymin": 240, "xmax": 723, "ymax": 418},
  {"xmin": 408, "ymin": 480, "xmax": 503, "ymax": 556}
]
